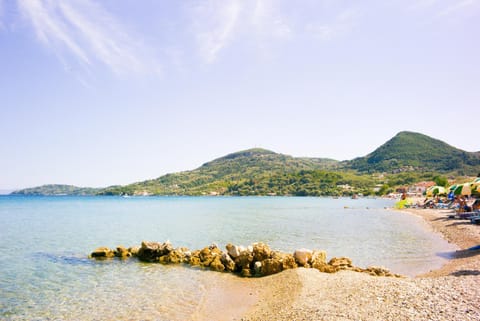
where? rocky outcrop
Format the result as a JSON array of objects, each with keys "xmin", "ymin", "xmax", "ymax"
[{"xmin": 90, "ymin": 242, "xmax": 402, "ymax": 278}]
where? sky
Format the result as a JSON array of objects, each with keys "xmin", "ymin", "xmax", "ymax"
[{"xmin": 1, "ymin": 0, "xmax": 479, "ymax": 190}]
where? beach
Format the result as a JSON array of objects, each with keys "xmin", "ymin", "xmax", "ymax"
[{"xmin": 240, "ymin": 207, "xmax": 480, "ymax": 321}]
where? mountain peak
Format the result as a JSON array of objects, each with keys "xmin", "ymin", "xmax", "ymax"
[
  {"xmin": 349, "ymin": 131, "xmax": 480, "ymax": 172},
  {"xmin": 201, "ymin": 148, "xmax": 277, "ymax": 167},
  {"xmin": 222, "ymin": 148, "xmax": 277, "ymax": 159}
]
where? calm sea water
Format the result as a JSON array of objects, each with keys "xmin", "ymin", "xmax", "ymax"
[{"xmin": 0, "ymin": 196, "xmax": 456, "ymax": 320}]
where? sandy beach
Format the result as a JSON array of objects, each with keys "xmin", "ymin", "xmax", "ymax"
[{"xmin": 238, "ymin": 207, "xmax": 480, "ymax": 321}]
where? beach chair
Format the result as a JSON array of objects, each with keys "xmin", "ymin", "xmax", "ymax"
[
  {"xmin": 448, "ymin": 211, "xmax": 479, "ymax": 220},
  {"xmin": 470, "ymin": 216, "xmax": 480, "ymax": 224}
]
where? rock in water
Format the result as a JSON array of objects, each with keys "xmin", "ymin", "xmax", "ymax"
[
  {"xmin": 128, "ymin": 246, "xmax": 140, "ymax": 257},
  {"xmin": 210, "ymin": 256, "xmax": 225, "ymax": 272},
  {"xmin": 310, "ymin": 250, "xmax": 327, "ymax": 269},
  {"xmin": 252, "ymin": 242, "xmax": 272, "ymax": 262},
  {"xmin": 253, "ymin": 261, "xmax": 262, "ymax": 275},
  {"xmin": 189, "ymin": 250, "xmax": 201, "ymax": 266},
  {"xmin": 198, "ymin": 246, "xmax": 223, "ymax": 267},
  {"xmin": 294, "ymin": 248, "xmax": 313, "ymax": 266},
  {"xmin": 89, "ymin": 241, "xmax": 398, "ymax": 278},
  {"xmin": 114, "ymin": 246, "xmax": 131, "ymax": 258},
  {"xmin": 221, "ymin": 252, "xmax": 236, "ymax": 272},
  {"xmin": 226, "ymin": 243, "xmax": 242, "ymax": 259},
  {"xmin": 137, "ymin": 241, "xmax": 173, "ymax": 262},
  {"xmin": 234, "ymin": 249, "xmax": 254, "ymax": 272},
  {"xmin": 261, "ymin": 258, "xmax": 283, "ymax": 276},
  {"xmin": 158, "ymin": 248, "xmax": 189, "ymax": 264},
  {"xmin": 328, "ymin": 257, "xmax": 353, "ymax": 269},
  {"xmin": 91, "ymin": 247, "xmax": 115, "ymax": 259}
]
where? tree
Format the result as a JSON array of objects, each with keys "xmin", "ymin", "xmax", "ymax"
[{"xmin": 433, "ymin": 175, "xmax": 448, "ymax": 187}]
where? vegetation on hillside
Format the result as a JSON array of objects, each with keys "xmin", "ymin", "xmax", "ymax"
[
  {"xmin": 347, "ymin": 131, "xmax": 480, "ymax": 174},
  {"xmin": 12, "ymin": 132, "xmax": 480, "ymax": 197},
  {"xmin": 98, "ymin": 148, "xmax": 339, "ymax": 196},
  {"xmin": 11, "ymin": 184, "xmax": 100, "ymax": 196}
]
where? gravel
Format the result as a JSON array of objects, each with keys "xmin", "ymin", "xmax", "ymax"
[{"xmin": 241, "ymin": 207, "xmax": 480, "ymax": 321}]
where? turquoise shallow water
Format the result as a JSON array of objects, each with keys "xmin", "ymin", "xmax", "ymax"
[{"xmin": 0, "ymin": 196, "xmax": 456, "ymax": 320}]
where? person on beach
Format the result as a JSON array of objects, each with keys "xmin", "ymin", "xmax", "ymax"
[
  {"xmin": 472, "ymin": 199, "xmax": 480, "ymax": 212},
  {"xmin": 447, "ymin": 190, "xmax": 454, "ymax": 201},
  {"xmin": 458, "ymin": 196, "xmax": 472, "ymax": 213}
]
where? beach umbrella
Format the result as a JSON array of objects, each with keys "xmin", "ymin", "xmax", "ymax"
[
  {"xmin": 448, "ymin": 184, "xmax": 458, "ymax": 191},
  {"xmin": 471, "ymin": 181, "xmax": 480, "ymax": 195},
  {"xmin": 474, "ymin": 177, "xmax": 480, "ymax": 183},
  {"xmin": 453, "ymin": 183, "xmax": 471, "ymax": 196},
  {"xmin": 426, "ymin": 186, "xmax": 446, "ymax": 197}
]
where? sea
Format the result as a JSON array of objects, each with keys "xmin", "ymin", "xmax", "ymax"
[{"xmin": 0, "ymin": 196, "xmax": 457, "ymax": 320}]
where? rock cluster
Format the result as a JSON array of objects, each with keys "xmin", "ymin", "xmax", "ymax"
[{"xmin": 90, "ymin": 241, "xmax": 401, "ymax": 278}]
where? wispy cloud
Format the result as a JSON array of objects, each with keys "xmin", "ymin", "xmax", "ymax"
[
  {"xmin": 190, "ymin": 0, "xmax": 242, "ymax": 64},
  {"xmin": 17, "ymin": 0, "xmax": 161, "ymax": 76},
  {"xmin": 189, "ymin": 0, "xmax": 292, "ymax": 63},
  {"xmin": 251, "ymin": 0, "xmax": 292, "ymax": 39}
]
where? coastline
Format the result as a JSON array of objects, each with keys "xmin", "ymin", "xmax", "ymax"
[
  {"xmin": 402, "ymin": 207, "xmax": 480, "ymax": 278},
  {"xmin": 240, "ymin": 206, "xmax": 480, "ymax": 321}
]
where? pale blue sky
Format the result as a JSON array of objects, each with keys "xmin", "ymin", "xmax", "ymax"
[{"xmin": 1, "ymin": 0, "xmax": 479, "ymax": 190}]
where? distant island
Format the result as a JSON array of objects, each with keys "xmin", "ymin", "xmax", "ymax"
[{"xmin": 11, "ymin": 131, "xmax": 480, "ymax": 197}]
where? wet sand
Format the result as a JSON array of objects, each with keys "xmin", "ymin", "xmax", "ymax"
[{"xmin": 239, "ymin": 207, "xmax": 480, "ymax": 321}]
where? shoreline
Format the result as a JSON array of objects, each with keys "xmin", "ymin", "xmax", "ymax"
[
  {"xmin": 240, "ymin": 206, "xmax": 480, "ymax": 321},
  {"xmin": 401, "ymin": 207, "xmax": 480, "ymax": 278}
]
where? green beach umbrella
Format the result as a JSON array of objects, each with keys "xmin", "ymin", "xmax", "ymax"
[
  {"xmin": 448, "ymin": 184, "xmax": 458, "ymax": 191},
  {"xmin": 426, "ymin": 186, "xmax": 446, "ymax": 197},
  {"xmin": 453, "ymin": 183, "xmax": 471, "ymax": 196}
]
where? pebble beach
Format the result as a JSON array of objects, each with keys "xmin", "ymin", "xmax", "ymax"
[{"xmin": 239, "ymin": 207, "xmax": 480, "ymax": 321}]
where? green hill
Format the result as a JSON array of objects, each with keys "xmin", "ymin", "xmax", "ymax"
[
  {"xmin": 12, "ymin": 132, "xmax": 480, "ymax": 196},
  {"xmin": 11, "ymin": 184, "xmax": 100, "ymax": 196},
  {"xmin": 347, "ymin": 131, "xmax": 480, "ymax": 174},
  {"xmin": 98, "ymin": 148, "xmax": 340, "ymax": 196}
]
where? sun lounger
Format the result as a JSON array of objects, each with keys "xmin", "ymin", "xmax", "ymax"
[
  {"xmin": 448, "ymin": 212, "xmax": 479, "ymax": 219},
  {"xmin": 435, "ymin": 203, "xmax": 451, "ymax": 209},
  {"xmin": 470, "ymin": 216, "xmax": 480, "ymax": 224}
]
